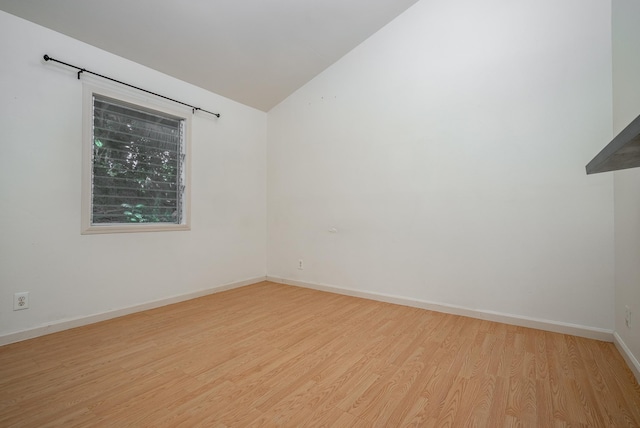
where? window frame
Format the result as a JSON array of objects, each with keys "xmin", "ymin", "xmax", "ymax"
[{"xmin": 81, "ymin": 83, "xmax": 191, "ymax": 234}]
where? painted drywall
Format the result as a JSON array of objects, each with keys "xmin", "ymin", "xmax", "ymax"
[
  {"xmin": 267, "ymin": 0, "xmax": 615, "ymax": 330},
  {"xmin": 0, "ymin": 11, "xmax": 267, "ymax": 338},
  {"xmin": 612, "ymin": 0, "xmax": 640, "ymax": 369}
]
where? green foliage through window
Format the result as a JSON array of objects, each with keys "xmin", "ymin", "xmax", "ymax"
[{"xmin": 91, "ymin": 95, "xmax": 185, "ymax": 224}]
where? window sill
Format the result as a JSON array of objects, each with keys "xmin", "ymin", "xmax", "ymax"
[{"xmin": 81, "ymin": 223, "xmax": 190, "ymax": 235}]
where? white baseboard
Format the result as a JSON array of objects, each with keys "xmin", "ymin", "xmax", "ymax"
[
  {"xmin": 267, "ymin": 276, "xmax": 614, "ymax": 342},
  {"xmin": 3, "ymin": 275, "xmax": 618, "ymax": 350},
  {"xmin": 0, "ymin": 276, "xmax": 266, "ymax": 346},
  {"xmin": 613, "ymin": 332, "xmax": 640, "ymax": 384}
]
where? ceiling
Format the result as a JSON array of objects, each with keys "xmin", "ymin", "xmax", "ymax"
[{"xmin": 0, "ymin": 0, "xmax": 419, "ymax": 111}]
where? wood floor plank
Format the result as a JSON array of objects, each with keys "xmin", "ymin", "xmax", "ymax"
[
  {"xmin": 1, "ymin": 281, "xmax": 639, "ymax": 427},
  {"xmin": 345, "ymin": 347, "xmax": 427, "ymax": 424},
  {"xmin": 456, "ymin": 375, "xmax": 497, "ymax": 427}
]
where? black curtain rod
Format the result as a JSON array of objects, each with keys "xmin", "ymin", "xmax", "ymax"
[{"xmin": 43, "ymin": 54, "xmax": 220, "ymax": 118}]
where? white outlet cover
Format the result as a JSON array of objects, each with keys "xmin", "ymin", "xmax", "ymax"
[{"xmin": 14, "ymin": 292, "xmax": 29, "ymax": 310}]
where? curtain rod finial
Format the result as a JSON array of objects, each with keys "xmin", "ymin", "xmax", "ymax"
[{"xmin": 43, "ymin": 54, "xmax": 50, "ymax": 61}]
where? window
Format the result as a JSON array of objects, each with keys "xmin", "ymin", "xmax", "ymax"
[{"xmin": 82, "ymin": 85, "xmax": 190, "ymax": 234}]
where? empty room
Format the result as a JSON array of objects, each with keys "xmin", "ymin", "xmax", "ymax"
[{"xmin": 1, "ymin": 0, "xmax": 640, "ymax": 426}]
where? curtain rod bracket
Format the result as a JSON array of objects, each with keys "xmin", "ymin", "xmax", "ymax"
[{"xmin": 42, "ymin": 54, "xmax": 221, "ymax": 118}]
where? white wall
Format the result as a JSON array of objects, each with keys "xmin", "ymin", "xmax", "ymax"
[
  {"xmin": 612, "ymin": 0, "xmax": 640, "ymax": 372},
  {"xmin": 0, "ymin": 1, "xmax": 619, "ymax": 343},
  {"xmin": 0, "ymin": 11, "xmax": 267, "ymax": 340},
  {"xmin": 268, "ymin": 0, "xmax": 614, "ymax": 331}
]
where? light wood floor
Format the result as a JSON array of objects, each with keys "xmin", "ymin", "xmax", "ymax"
[{"xmin": 1, "ymin": 282, "xmax": 639, "ymax": 427}]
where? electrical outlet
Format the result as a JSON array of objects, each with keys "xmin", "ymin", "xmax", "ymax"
[
  {"xmin": 625, "ymin": 305, "xmax": 632, "ymax": 328},
  {"xmin": 14, "ymin": 292, "xmax": 29, "ymax": 311},
  {"xmin": 298, "ymin": 259, "xmax": 304, "ymax": 270}
]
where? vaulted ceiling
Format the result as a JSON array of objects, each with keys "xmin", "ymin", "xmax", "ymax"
[{"xmin": 0, "ymin": 0, "xmax": 419, "ymax": 111}]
